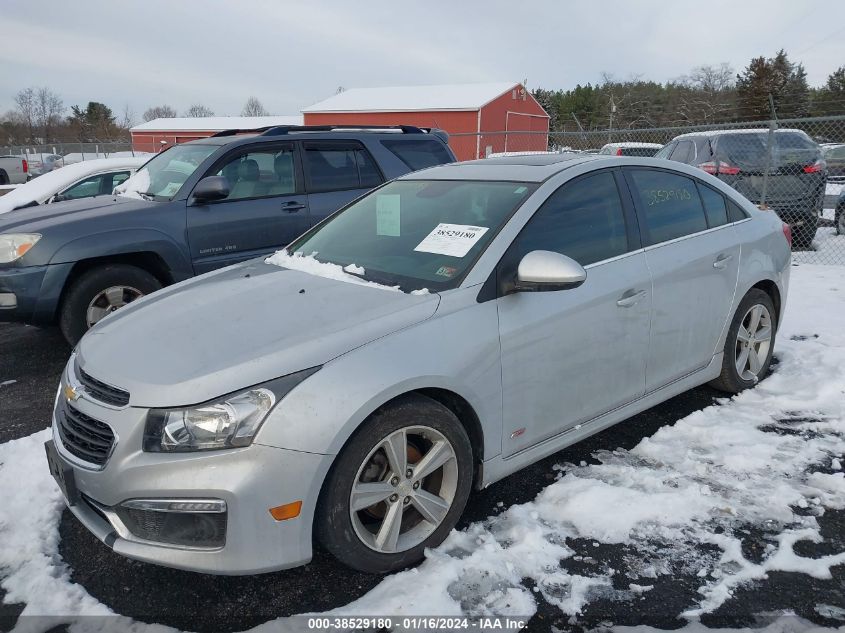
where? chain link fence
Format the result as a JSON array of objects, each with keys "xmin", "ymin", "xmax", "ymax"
[
  {"xmin": 451, "ymin": 115, "xmax": 845, "ymax": 265},
  {"xmin": 0, "ymin": 141, "xmax": 140, "ymax": 167}
]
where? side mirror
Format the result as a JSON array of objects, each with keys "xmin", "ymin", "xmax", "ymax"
[
  {"xmin": 192, "ymin": 176, "xmax": 230, "ymax": 203},
  {"xmin": 514, "ymin": 250, "xmax": 586, "ymax": 292}
]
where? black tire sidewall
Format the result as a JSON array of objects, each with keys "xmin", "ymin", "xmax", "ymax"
[
  {"xmin": 719, "ymin": 289, "xmax": 777, "ymax": 392},
  {"xmin": 0, "ymin": 170, "xmax": 8, "ymax": 185},
  {"xmin": 793, "ymin": 216, "xmax": 818, "ymax": 249},
  {"xmin": 316, "ymin": 394, "xmax": 474, "ymax": 574},
  {"xmin": 59, "ymin": 264, "xmax": 162, "ymax": 345}
]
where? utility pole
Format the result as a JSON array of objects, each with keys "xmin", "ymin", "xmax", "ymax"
[
  {"xmin": 571, "ymin": 113, "xmax": 587, "ymax": 143},
  {"xmin": 608, "ymin": 95, "xmax": 616, "ymax": 143},
  {"xmin": 760, "ymin": 93, "xmax": 778, "ymax": 209}
]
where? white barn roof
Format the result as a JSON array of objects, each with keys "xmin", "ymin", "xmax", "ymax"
[
  {"xmin": 132, "ymin": 115, "xmax": 304, "ymax": 132},
  {"xmin": 302, "ymin": 82, "xmax": 520, "ymax": 113}
]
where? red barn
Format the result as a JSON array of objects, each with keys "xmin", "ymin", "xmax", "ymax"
[
  {"xmin": 130, "ymin": 115, "xmax": 303, "ymax": 153},
  {"xmin": 302, "ymin": 82, "xmax": 549, "ymax": 161}
]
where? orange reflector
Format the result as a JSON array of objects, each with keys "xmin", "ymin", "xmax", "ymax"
[
  {"xmin": 17, "ymin": 243, "xmax": 33, "ymax": 257},
  {"xmin": 269, "ymin": 501, "xmax": 302, "ymax": 521}
]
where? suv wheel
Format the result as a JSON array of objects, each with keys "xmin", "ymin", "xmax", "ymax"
[
  {"xmin": 792, "ymin": 215, "xmax": 818, "ymax": 250},
  {"xmin": 709, "ymin": 289, "xmax": 776, "ymax": 393},
  {"xmin": 316, "ymin": 394, "xmax": 473, "ymax": 573},
  {"xmin": 59, "ymin": 264, "xmax": 162, "ymax": 345}
]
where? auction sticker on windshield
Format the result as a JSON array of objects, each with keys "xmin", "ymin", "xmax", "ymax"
[{"xmin": 414, "ymin": 223, "xmax": 489, "ymax": 257}]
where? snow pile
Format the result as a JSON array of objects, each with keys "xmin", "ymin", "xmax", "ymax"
[
  {"xmin": 0, "ymin": 264, "xmax": 844, "ymax": 631},
  {"xmin": 114, "ymin": 167, "xmax": 151, "ymax": 200},
  {"xmin": 266, "ymin": 251, "xmax": 406, "ymax": 293}
]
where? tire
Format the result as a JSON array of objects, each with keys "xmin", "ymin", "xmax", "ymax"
[
  {"xmin": 792, "ymin": 215, "xmax": 818, "ymax": 250},
  {"xmin": 316, "ymin": 394, "xmax": 474, "ymax": 573},
  {"xmin": 709, "ymin": 289, "xmax": 777, "ymax": 394},
  {"xmin": 0, "ymin": 170, "xmax": 8, "ymax": 185},
  {"xmin": 59, "ymin": 264, "xmax": 162, "ymax": 345},
  {"xmin": 836, "ymin": 207, "xmax": 845, "ymax": 235}
]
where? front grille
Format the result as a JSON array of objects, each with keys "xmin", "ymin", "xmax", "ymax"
[
  {"xmin": 56, "ymin": 399, "xmax": 115, "ymax": 467},
  {"xmin": 77, "ymin": 367, "xmax": 130, "ymax": 407}
]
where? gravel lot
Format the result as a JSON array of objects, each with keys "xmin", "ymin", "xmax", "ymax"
[{"xmin": 1, "ymin": 315, "xmax": 843, "ymax": 632}]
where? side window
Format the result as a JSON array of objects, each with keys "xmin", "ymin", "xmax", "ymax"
[
  {"xmin": 108, "ymin": 171, "xmax": 131, "ymax": 192},
  {"xmin": 628, "ymin": 169, "xmax": 708, "ymax": 245},
  {"xmin": 669, "ymin": 140, "xmax": 693, "ymax": 163},
  {"xmin": 214, "ymin": 147, "xmax": 297, "ymax": 201},
  {"xmin": 727, "ymin": 199, "xmax": 749, "ymax": 222},
  {"xmin": 305, "ymin": 144, "xmax": 380, "ymax": 192},
  {"xmin": 697, "ymin": 183, "xmax": 728, "ymax": 227},
  {"xmin": 381, "ymin": 139, "xmax": 454, "ymax": 171},
  {"xmin": 512, "ymin": 172, "xmax": 629, "ymax": 267},
  {"xmin": 60, "ymin": 174, "xmax": 104, "ymax": 200}
]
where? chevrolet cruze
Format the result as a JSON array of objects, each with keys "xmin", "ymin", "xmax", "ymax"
[{"xmin": 45, "ymin": 154, "xmax": 791, "ymax": 574}]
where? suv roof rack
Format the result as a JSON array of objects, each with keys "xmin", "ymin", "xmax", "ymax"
[{"xmin": 211, "ymin": 124, "xmax": 438, "ymax": 138}]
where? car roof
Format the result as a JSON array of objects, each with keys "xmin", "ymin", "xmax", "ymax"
[
  {"xmin": 400, "ymin": 153, "xmax": 604, "ymax": 182},
  {"xmin": 674, "ymin": 127, "xmax": 809, "ymax": 140},
  {"xmin": 182, "ymin": 126, "xmax": 448, "ymax": 149}
]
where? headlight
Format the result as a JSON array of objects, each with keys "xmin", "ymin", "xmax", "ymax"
[
  {"xmin": 143, "ymin": 367, "xmax": 320, "ymax": 452},
  {"xmin": 0, "ymin": 233, "xmax": 41, "ymax": 263}
]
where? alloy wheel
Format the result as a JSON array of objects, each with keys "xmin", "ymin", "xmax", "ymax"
[
  {"xmin": 350, "ymin": 425, "xmax": 458, "ymax": 553},
  {"xmin": 734, "ymin": 303, "xmax": 772, "ymax": 381},
  {"xmin": 86, "ymin": 285, "xmax": 144, "ymax": 327}
]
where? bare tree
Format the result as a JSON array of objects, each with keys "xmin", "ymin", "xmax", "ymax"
[
  {"xmin": 34, "ymin": 87, "xmax": 64, "ymax": 142},
  {"xmin": 241, "ymin": 96, "xmax": 268, "ymax": 117},
  {"xmin": 184, "ymin": 104, "xmax": 215, "ymax": 117},
  {"xmin": 14, "ymin": 87, "xmax": 37, "ymax": 142},
  {"xmin": 682, "ymin": 63, "xmax": 735, "ymax": 93},
  {"xmin": 143, "ymin": 105, "xmax": 177, "ymax": 122},
  {"xmin": 118, "ymin": 103, "xmax": 136, "ymax": 130}
]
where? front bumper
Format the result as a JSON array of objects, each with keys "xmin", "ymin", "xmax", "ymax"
[
  {"xmin": 50, "ymin": 376, "xmax": 334, "ymax": 575},
  {"xmin": 0, "ymin": 262, "xmax": 72, "ymax": 325}
]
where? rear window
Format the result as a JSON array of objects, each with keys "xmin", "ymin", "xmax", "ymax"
[
  {"xmin": 628, "ymin": 169, "xmax": 709, "ymax": 245},
  {"xmin": 621, "ymin": 146, "xmax": 660, "ymax": 157},
  {"xmin": 716, "ymin": 132, "xmax": 820, "ymax": 168},
  {"xmin": 382, "ymin": 139, "xmax": 454, "ymax": 171}
]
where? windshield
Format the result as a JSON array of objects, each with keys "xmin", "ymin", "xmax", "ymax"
[
  {"xmin": 285, "ymin": 179, "xmax": 537, "ymax": 291},
  {"xmin": 115, "ymin": 144, "xmax": 217, "ymax": 201}
]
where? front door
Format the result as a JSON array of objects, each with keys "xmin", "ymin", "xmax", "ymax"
[
  {"xmin": 624, "ymin": 168, "xmax": 741, "ymax": 390},
  {"xmin": 187, "ymin": 143, "xmax": 311, "ymax": 274},
  {"xmin": 497, "ymin": 171, "xmax": 652, "ymax": 457}
]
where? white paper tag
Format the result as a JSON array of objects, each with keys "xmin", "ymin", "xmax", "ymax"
[
  {"xmin": 161, "ymin": 182, "xmax": 181, "ymax": 196},
  {"xmin": 376, "ymin": 194, "xmax": 401, "ymax": 236},
  {"xmin": 414, "ymin": 223, "xmax": 489, "ymax": 258}
]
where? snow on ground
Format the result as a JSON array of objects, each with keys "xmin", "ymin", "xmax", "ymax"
[
  {"xmin": 793, "ymin": 228, "xmax": 845, "ymax": 265},
  {"xmin": 1, "ymin": 264, "xmax": 844, "ymax": 632}
]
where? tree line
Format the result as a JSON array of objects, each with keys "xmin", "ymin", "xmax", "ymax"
[
  {"xmin": 533, "ymin": 51, "xmax": 845, "ymax": 133},
  {"xmin": 0, "ymin": 94, "xmax": 271, "ymax": 145}
]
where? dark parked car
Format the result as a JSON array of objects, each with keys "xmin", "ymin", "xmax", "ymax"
[
  {"xmin": 0, "ymin": 125, "xmax": 455, "ymax": 343},
  {"xmin": 836, "ymin": 188, "xmax": 845, "ymax": 235},
  {"xmin": 656, "ymin": 129, "xmax": 827, "ymax": 248}
]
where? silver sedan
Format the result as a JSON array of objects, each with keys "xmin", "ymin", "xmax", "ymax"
[{"xmin": 46, "ymin": 154, "xmax": 791, "ymax": 574}]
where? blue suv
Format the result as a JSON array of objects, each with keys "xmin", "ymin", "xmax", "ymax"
[{"xmin": 0, "ymin": 125, "xmax": 455, "ymax": 343}]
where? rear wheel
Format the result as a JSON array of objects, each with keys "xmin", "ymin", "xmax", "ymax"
[
  {"xmin": 0, "ymin": 170, "xmax": 8, "ymax": 185},
  {"xmin": 316, "ymin": 394, "xmax": 473, "ymax": 573},
  {"xmin": 709, "ymin": 289, "xmax": 776, "ymax": 393},
  {"xmin": 59, "ymin": 264, "xmax": 162, "ymax": 345}
]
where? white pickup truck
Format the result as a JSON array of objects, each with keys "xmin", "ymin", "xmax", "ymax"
[{"xmin": 0, "ymin": 155, "xmax": 29, "ymax": 184}]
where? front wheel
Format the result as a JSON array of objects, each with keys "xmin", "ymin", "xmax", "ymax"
[
  {"xmin": 59, "ymin": 264, "xmax": 162, "ymax": 345},
  {"xmin": 316, "ymin": 394, "xmax": 474, "ymax": 573},
  {"xmin": 709, "ymin": 289, "xmax": 776, "ymax": 393}
]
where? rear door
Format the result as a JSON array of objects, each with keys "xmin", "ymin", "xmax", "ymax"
[
  {"xmin": 187, "ymin": 143, "xmax": 311, "ymax": 274},
  {"xmin": 624, "ymin": 167, "xmax": 741, "ymax": 391},
  {"xmin": 497, "ymin": 170, "xmax": 652, "ymax": 456},
  {"xmin": 302, "ymin": 141, "xmax": 384, "ymax": 225}
]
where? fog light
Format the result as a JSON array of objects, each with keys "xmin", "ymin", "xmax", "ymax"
[
  {"xmin": 0, "ymin": 293, "xmax": 16, "ymax": 308},
  {"xmin": 115, "ymin": 498, "xmax": 227, "ymax": 548}
]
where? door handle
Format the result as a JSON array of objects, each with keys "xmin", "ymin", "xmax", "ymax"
[
  {"xmin": 713, "ymin": 253, "xmax": 734, "ymax": 269},
  {"xmin": 282, "ymin": 201, "xmax": 306, "ymax": 213},
  {"xmin": 616, "ymin": 289, "xmax": 647, "ymax": 308}
]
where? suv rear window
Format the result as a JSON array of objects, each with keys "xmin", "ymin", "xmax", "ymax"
[
  {"xmin": 382, "ymin": 139, "xmax": 453, "ymax": 171},
  {"xmin": 715, "ymin": 132, "xmax": 820, "ymax": 170}
]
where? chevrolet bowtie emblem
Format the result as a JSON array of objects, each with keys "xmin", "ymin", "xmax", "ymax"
[{"xmin": 64, "ymin": 384, "xmax": 80, "ymax": 402}]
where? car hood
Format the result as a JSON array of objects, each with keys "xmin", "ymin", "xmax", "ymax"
[
  {"xmin": 0, "ymin": 195, "xmax": 156, "ymax": 232},
  {"xmin": 77, "ymin": 259, "xmax": 440, "ymax": 408}
]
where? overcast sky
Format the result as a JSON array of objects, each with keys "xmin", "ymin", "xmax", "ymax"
[{"xmin": 1, "ymin": 0, "xmax": 843, "ymax": 122}]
